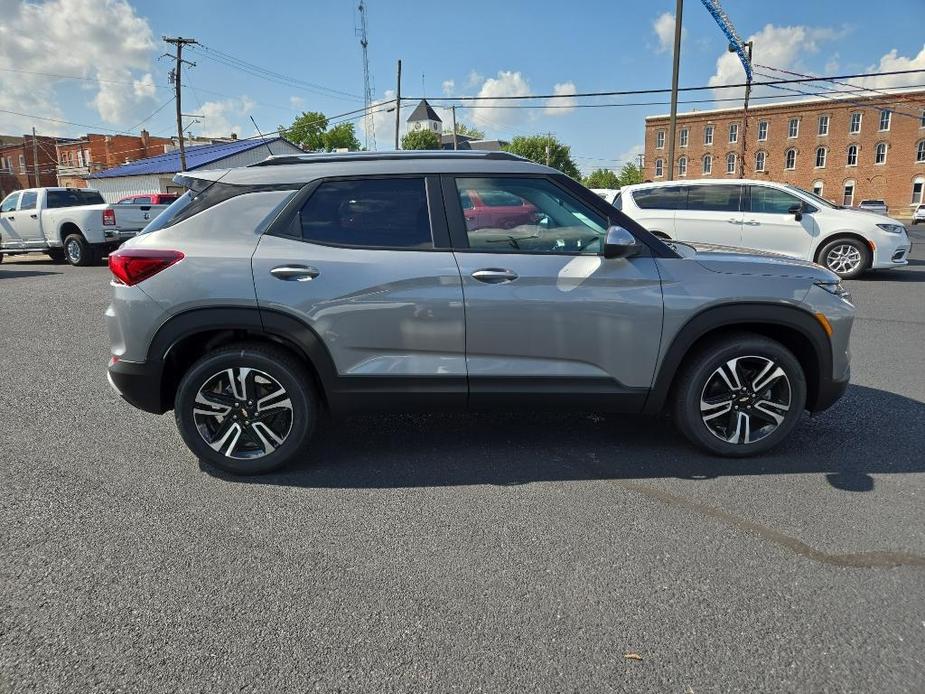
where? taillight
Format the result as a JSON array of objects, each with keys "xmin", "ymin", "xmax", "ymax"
[
  {"xmin": 102, "ymin": 208, "xmax": 116, "ymax": 226},
  {"xmin": 109, "ymin": 249, "xmax": 184, "ymax": 286}
]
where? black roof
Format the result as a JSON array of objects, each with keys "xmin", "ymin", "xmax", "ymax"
[{"xmin": 407, "ymin": 99, "xmax": 442, "ymax": 123}]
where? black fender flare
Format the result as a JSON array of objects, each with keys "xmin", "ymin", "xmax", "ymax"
[{"xmin": 643, "ymin": 302, "xmax": 834, "ymax": 414}]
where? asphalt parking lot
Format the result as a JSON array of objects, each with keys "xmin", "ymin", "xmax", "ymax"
[{"xmin": 2, "ymin": 229, "xmax": 924, "ymax": 693}]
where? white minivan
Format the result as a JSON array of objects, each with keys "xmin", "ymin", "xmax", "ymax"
[{"xmin": 617, "ymin": 179, "xmax": 911, "ymax": 278}]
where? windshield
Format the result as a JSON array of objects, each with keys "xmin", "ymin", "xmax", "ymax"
[
  {"xmin": 786, "ymin": 184, "xmax": 837, "ymax": 209},
  {"xmin": 139, "ymin": 191, "xmax": 192, "ymax": 234}
]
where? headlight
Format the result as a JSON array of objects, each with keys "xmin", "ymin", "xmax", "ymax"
[
  {"xmin": 815, "ymin": 280, "xmax": 852, "ymax": 302},
  {"xmin": 876, "ymin": 223, "xmax": 905, "ymax": 234}
]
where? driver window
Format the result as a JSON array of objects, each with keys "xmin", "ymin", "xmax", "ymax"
[
  {"xmin": 1, "ymin": 193, "xmax": 20, "ymax": 213},
  {"xmin": 455, "ymin": 177, "xmax": 607, "ymax": 254},
  {"xmin": 750, "ymin": 186, "xmax": 803, "ymax": 215}
]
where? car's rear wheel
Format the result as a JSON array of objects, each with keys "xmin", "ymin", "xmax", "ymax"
[
  {"xmin": 672, "ymin": 333, "xmax": 807, "ymax": 457},
  {"xmin": 63, "ymin": 233, "xmax": 94, "ymax": 267},
  {"xmin": 817, "ymin": 237, "xmax": 870, "ymax": 279},
  {"xmin": 175, "ymin": 343, "xmax": 317, "ymax": 474}
]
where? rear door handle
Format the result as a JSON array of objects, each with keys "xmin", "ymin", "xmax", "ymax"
[
  {"xmin": 472, "ymin": 268, "xmax": 518, "ymax": 284},
  {"xmin": 726, "ymin": 218, "xmax": 740, "ymax": 224},
  {"xmin": 744, "ymin": 220, "xmax": 760, "ymax": 226},
  {"xmin": 29, "ymin": 214, "xmax": 37, "ymax": 219},
  {"xmin": 270, "ymin": 265, "xmax": 319, "ymax": 282}
]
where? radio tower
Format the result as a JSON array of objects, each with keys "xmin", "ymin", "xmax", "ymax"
[{"xmin": 357, "ymin": 1, "xmax": 375, "ymax": 150}]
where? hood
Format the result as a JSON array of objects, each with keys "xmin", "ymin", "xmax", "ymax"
[
  {"xmin": 833, "ymin": 206, "xmax": 903, "ymax": 227},
  {"xmin": 672, "ymin": 241, "xmax": 838, "ymax": 281}
]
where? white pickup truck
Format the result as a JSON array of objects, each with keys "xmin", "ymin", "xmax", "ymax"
[{"xmin": 0, "ymin": 187, "xmax": 170, "ymax": 266}]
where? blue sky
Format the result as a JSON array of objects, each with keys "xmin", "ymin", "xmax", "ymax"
[{"xmin": 1, "ymin": 0, "xmax": 923, "ymax": 174}]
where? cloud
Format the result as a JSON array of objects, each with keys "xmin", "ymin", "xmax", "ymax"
[
  {"xmin": 467, "ymin": 70, "xmax": 532, "ymax": 132},
  {"xmin": 545, "ymin": 82, "xmax": 577, "ymax": 116},
  {"xmin": 708, "ymin": 23, "xmax": 847, "ymax": 100},
  {"xmin": 466, "ymin": 70, "xmax": 484, "ymax": 88},
  {"xmin": 0, "ymin": 0, "xmax": 159, "ymax": 134},
  {"xmin": 856, "ymin": 44, "xmax": 925, "ymax": 89},
  {"xmin": 617, "ymin": 143, "xmax": 645, "ymax": 167},
  {"xmin": 290, "ymin": 96, "xmax": 306, "ymax": 109},
  {"xmin": 195, "ymin": 96, "xmax": 256, "ymax": 138},
  {"xmin": 653, "ymin": 12, "xmax": 684, "ymax": 54},
  {"xmin": 441, "ymin": 79, "xmax": 455, "ymax": 96}
]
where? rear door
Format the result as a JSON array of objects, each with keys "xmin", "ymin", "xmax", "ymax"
[
  {"xmin": 675, "ymin": 184, "xmax": 744, "ymax": 247},
  {"xmin": 444, "ymin": 174, "xmax": 663, "ymax": 409},
  {"xmin": 252, "ymin": 175, "xmax": 467, "ymax": 407},
  {"xmin": 743, "ymin": 185, "xmax": 817, "ymax": 259}
]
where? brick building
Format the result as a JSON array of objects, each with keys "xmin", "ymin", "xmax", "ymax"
[
  {"xmin": 0, "ymin": 134, "xmax": 60, "ymax": 199},
  {"xmin": 644, "ymin": 88, "xmax": 925, "ymax": 216},
  {"xmin": 55, "ymin": 129, "xmax": 174, "ymax": 188}
]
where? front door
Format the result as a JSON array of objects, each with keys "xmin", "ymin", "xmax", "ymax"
[
  {"xmin": 675, "ymin": 183, "xmax": 744, "ymax": 247},
  {"xmin": 14, "ymin": 190, "xmax": 44, "ymax": 246},
  {"xmin": 743, "ymin": 185, "xmax": 817, "ymax": 259},
  {"xmin": 443, "ymin": 174, "xmax": 664, "ymax": 409},
  {"xmin": 0, "ymin": 192, "xmax": 21, "ymax": 249},
  {"xmin": 252, "ymin": 175, "xmax": 467, "ymax": 409}
]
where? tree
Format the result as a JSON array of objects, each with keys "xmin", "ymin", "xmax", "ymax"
[
  {"xmin": 401, "ymin": 128, "xmax": 441, "ymax": 150},
  {"xmin": 583, "ymin": 168, "xmax": 620, "ymax": 189},
  {"xmin": 453, "ymin": 122, "xmax": 485, "ymax": 139},
  {"xmin": 280, "ymin": 111, "xmax": 328, "ymax": 150},
  {"xmin": 617, "ymin": 162, "xmax": 644, "ymax": 187},
  {"xmin": 322, "ymin": 122, "xmax": 361, "ymax": 151},
  {"xmin": 502, "ymin": 134, "xmax": 580, "ymax": 179}
]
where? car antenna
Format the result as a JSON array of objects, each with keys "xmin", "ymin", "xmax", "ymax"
[{"xmin": 250, "ymin": 116, "xmax": 275, "ymax": 158}]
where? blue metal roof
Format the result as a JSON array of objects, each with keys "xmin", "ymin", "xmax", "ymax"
[{"xmin": 90, "ymin": 137, "xmax": 287, "ymax": 179}]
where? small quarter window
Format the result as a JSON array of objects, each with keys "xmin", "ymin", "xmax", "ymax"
[{"xmin": 299, "ymin": 178, "xmax": 432, "ymax": 249}]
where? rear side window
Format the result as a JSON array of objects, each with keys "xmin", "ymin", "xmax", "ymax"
[
  {"xmin": 298, "ymin": 178, "xmax": 432, "ymax": 249},
  {"xmin": 19, "ymin": 191, "xmax": 38, "ymax": 210},
  {"xmin": 632, "ymin": 187, "xmax": 686, "ymax": 210},
  {"xmin": 46, "ymin": 189, "xmax": 105, "ymax": 208},
  {"xmin": 686, "ymin": 185, "xmax": 742, "ymax": 212}
]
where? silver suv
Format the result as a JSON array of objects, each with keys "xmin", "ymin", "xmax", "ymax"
[{"xmin": 106, "ymin": 151, "xmax": 854, "ymax": 474}]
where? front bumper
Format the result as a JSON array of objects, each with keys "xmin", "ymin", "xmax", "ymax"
[
  {"xmin": 810, "ymin": 366, "xmax": 850, "ymax": 412},
  {"xmin": 107, "ymin": 358, "xmax": 168, "ymax": 414},
  {"xmin": 871, "ymin": 233, "xmax": 911, "ymax": 268}
]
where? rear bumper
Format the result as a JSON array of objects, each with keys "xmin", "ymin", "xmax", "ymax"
[{"xmin": 107, "ymin": 358, "xmax": 168, "ymax": 414}]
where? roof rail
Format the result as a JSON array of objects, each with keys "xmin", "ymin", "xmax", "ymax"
[{"xmin": 250, "ymin": 150, "xmax": 526, "ymax": 167}]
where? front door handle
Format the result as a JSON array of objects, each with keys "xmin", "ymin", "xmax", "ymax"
[
  {"xmin": 744, "ymin": 220, "xmax": 760, "ymax": 226},
  {"xmin": 270, "ymin": 265, "xmax": 319, "ymax": 282},
  {"xmin": 726, "ymin": 218, "xmax": 740, "ymax": 224},
  {"xmin": 29, "ymin": 214, "xmax": 37, "ymax": 219},
  {"xmin": 472, "ymin": 268, "xmax": 518, "ymax": 284}
]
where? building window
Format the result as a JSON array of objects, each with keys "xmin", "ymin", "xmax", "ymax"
[
  {"xmin": 913, "ymin": 177, "xmax": 924, "ymax": 205},
  {"xmin": 755, "ymin": 151, "xmax": 766, "ymax": 172},
  {"xmin": 850, "ymin": 112, "xmax": 862, "ymax": 134},
  {"xmin": 757, "ymin": 120, "xmax": 768, "ymax": 141},
  {"xmin": 875, "ymin": 142, "xmax": 887, "ymax": 165},
  {"xmin": 815, "ymin": 147, "xmax": 827, "ymax": 168},
  {"xmin": 916, "ymin": 140, "xmax": 925, "ymax": 163},
  {"xmin": 843, "ymin": 180, "xmax": 855, "ymax": 207},
  {"xmin": 728, "ymin": 123, "xmax": 738, "ymax": 144},
  {"xmin": 704, "ymin": 125, "xmax": 714, "ymax": 145},
  {"xmin": 679, "ymin": 127, "xmax": 689, "ymax": 147},
  {"xmin": 788, "ymin": 118, "xmax": 799, "ymax": 138},
  {"xmin": 726, "ymin": 152, "xmax": 736, "ymax": 174},
  {"xmin": 784, "ymin": 148, "xmax": 796, "ymax": 170},
  {"xmin": 654, "ymin": 158, "xmax": 664, "ymax": 177},
  {"xmin": 879, "ymin": 110, "xmax": 891, "ymax": 131},
  {"xmin": 656, "ymin": 130, "xmax": 665, "ymax": 149},
  {"xmin": 813, "ymin": 180, "xmax": 824, "ymax": 197},
  {"xmin": 847, "ymin": 144, "xmax": 858, "ymax": 167},
  {"xmin": 678, "ymin": 156, "xmax": 687, "ymax": 176},
  {"xmin": 702, "ymin": 154, "xmax": 712, "ymax": 175},
  {"xmin": 19, "ymin": 154, "xmax": 25, "ymax": 172},
  {"xmin": 818, "ymin": 115, "xmax": 829, "ymax": 136}
]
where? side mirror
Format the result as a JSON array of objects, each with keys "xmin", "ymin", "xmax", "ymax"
[
  {"xmin": 788, "ymin": 203, "xmax": 804, "ymax": 221},
  {"xmin": 603, "ymin": 225, "xmax": 639, "ymax": 259}
]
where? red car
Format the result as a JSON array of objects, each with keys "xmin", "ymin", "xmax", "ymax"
[
  {"xmin": 116, "ymin": 193, "xmax": 179, "ymax": 206},
  {"xmin": 460, "ymin": 188, "xmax": 538, "ymax": 230}
]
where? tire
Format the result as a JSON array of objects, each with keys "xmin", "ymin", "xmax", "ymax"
[
  {"xmin": 672, "ymin": 332, "xmax": 807, "ymax": 458},
  {"xmin": 817, "ymin": 237, "xmax": 870, "ymax": 279},
  {"xmin": 63, "ymin": 233, "xmax": 95, "ymax": 267},
  {"xmin": 174, "ymin": 342, "xmax": 318, "ymax": 475},
  {"xmin": 47, "ymin": 248, "xmax": 66, "ymax": 264}
]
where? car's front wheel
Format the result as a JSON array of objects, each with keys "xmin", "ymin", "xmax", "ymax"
[
  {"xmin": 174, "ymin": 343, "xmax": 317, "ymax": 474},
  {"xmin": 817, "ymin": 237, "xmax": 870, "ymax": 279},
  {"xmin": 672, "ymin": 333, "xmax": 807, "ymax": 457}
]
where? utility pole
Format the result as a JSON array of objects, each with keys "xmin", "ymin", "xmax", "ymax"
[
  {"xmin": 451, "ymin": 105, "xmax": 458, "ymax": 150},
  {"xmin": 738, "ymin": 40, "xmax": 753, "ymax": 178},
  {"xmin": 666, "ymin": 0, "xmax": 683, "ymax": 181},
  {"xmin": 394, "ymin": 59, "xmax": 402, "ymax": 149},
  {"xmin": 163, "ymin": 36, "xmax": 198, "ymax": 171},
  {"xmin": 31, "ymin": 126, "xmax": 39, "ymax": 186},
  {"xmin": 545, "ymin": 134, "xmax": 551, "ymax": 166}
]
